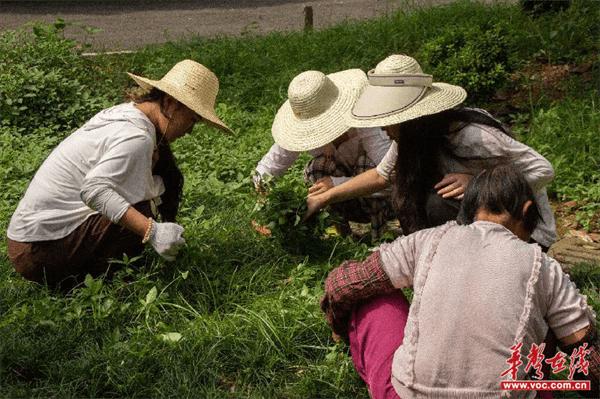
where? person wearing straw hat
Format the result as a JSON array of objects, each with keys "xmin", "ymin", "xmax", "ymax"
[
  {"xmin": 7, "ymin": 59, "xmax": 231, "ymax": 290},
  {"xmin": 254, "ymin": 68, "xmax": 395, "ymax": 239},
  {"xmin": 306, "ymin": 54, "xmax": 557, "ymax": 250}
]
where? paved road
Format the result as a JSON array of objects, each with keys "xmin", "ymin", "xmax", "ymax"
[{"xmin": 1, "ymin": 0, "xmax": 458, "ymax": 51}]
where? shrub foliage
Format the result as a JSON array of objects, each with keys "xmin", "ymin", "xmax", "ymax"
[
  {"xmin": 420, "ymin": 23, "xmax": 511, "ymax": 100},
  {"xmin": 0, "ymin": 22, "xmax": 110, "ymax": 134}
]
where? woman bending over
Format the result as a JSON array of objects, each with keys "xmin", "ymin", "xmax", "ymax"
[{"xmin": 306, "ymin": 54, "xmax": 556, "ymax": 249}]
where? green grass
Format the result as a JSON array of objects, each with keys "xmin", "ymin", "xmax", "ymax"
[
  {"xmin": 0, "ymin": 1, "xmax": 599, "ymax": 397},
  {"xmin": 516, "ymin": 94, "xmax": 600, "ymax": 229}
]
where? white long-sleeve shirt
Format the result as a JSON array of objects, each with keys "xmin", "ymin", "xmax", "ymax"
[
  {"xmin": 255, "ymin": 127, "xmax": 391, "ymax": 187},
  {"xmin": 376, "ymin": 122, "xmax": 557, "ymax": 247},
  {"xmin": 7, "ymin": 103, "xmax": 165, "ymax": 242}
]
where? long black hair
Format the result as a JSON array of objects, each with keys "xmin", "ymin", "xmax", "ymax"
[
  {"xmin": 391, "ymin": 107, "xmax": 512, "ymax": 234},
  {"xmin": 130, "ymin": 88, "xmax": 184, "ymax": 222}
]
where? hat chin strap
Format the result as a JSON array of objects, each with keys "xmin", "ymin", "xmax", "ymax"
[
  {"xmin": 157, "ymin": 97, "xmax": 177, "ymax": 145},
  {"xmin": 164, "ymin": 117, "xmax": 172, "ymax": 142},
  {"xmin": 368, "ymin": 73, "xmax": 433, "ymax": 88}
]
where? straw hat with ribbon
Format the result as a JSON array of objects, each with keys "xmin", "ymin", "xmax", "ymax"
[
  {"xmin": 127, "ymin": 59, "xmax": 232, "ymax": 133},
  {"xmin": 349, "ymin": 54, "xmax": 467, "ymax": 128},
  {"xmin": 271, "ymin": 69, "xmax": 367, "ymax": 152}
]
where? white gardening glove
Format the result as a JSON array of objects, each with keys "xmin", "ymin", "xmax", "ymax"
[{"xmin": 148, "ymin": 221, "xmax": 185, "ymax": 261}]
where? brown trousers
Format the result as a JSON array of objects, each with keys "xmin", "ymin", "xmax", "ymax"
[{"xmin": 7, "ymin": 202, "xmax": 153, "ymax": 290}]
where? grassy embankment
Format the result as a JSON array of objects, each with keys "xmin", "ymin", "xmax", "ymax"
[{"xmin": 0, "ymin": 1, "xmax": 598, "ymax": 397}]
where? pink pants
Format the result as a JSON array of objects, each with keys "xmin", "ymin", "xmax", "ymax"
[
  {"xmin": 348, "ymin": 292, "xmax": 408, "ymax": 399},
  {"xmin": 347, "ymin": 292, "xmax": 553, "ymax": 399}
]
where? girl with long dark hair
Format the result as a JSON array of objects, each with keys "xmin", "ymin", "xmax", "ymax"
[{"xmin": 307, "ymin": 54, "xmax": 556, "ymax": 249}]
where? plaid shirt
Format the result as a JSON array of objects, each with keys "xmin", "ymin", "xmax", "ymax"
[
  {"xmin": 305, "ymin": 154, "xmax": 394, "ymax": 239},
  {"xmin": 321, "ymin": 250, "xmax": 396, "ymax": 338}
]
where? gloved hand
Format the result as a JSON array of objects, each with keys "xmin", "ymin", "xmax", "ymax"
[{"xmin": 148, "ymin": 220, "xmax": 185, "ymax": 261}]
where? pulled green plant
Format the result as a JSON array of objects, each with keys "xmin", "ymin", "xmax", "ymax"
[{"xmin": 252, "ymin": 174, "xmax": 340, "ymax": 255}]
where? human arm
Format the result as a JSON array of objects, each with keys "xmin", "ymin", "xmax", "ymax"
[
  {"xmin": 434, "ymin": 173, "xmax": 473, "ymax": 199},
  {"xmin": 253, "ymin": 143, "xmax": 300, "ymax": 189},
  {"xmin": 540, "ymin": 256, "xmax": 595, "ymax": 339},
  {"xmin": 305, "ymin": 167, "xmax": 389, "ymax": 219},
  {"xmin": 304, "ymin": 138, "xmax": 395, "ymax": 219},
  {"xmin": 453, "ymin": 124, "xmax": 555, "ymax": 192},
  {"xmin": 321, "ymin": 228, "xmax": 430, "ymax": 338},
  {"xmin": 433, "ymin": 124, "xmax": 555, "ymax": 200},
  {"xmin": 541, "ymin": 256, "xmax": 598, "ymax": 396},
  {"xmin": 79, "ymin": 133, "xmax": 154, "ymax": 223},
  {"xmin": 320, "ymin": 251, "xmax": 396, "ymax": 339},
  {"xmin": 117, "ymin": 207, "xmax": 184, "ymax": 262},
  {"xmin": 118, "ymin": 206, "xmax": 149, "ymax": 237},
  {"xmin": 309, "ymin": 129, "xmax": 391, "ymax": 191},
  {"xmin": 558, "ymin": 325, "xmax": 599, "ymax": 398}
]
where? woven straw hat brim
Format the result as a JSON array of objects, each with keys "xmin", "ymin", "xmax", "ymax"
[
  {"xmin": 127, "ymin": 73, "xmax": 233, "ymax": 134},
  {"xmin": 272, "ymin": 69, "xmax": 367, "ymax": 152},
  {"xmin": 347, "ymin": 82, "xmax": 467, "ymax": 128}
]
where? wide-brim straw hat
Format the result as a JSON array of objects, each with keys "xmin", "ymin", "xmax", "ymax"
[
  {"xmin": 127, "ymin": 59, "xmax": 232, "ymax": 133},
  {"xmin": 272, "ymin": 68, "xmax": 367, "ymax": 152},
  {"xmin": 348, "ymin": 54, "xmax": 467, "ymax": 128}
]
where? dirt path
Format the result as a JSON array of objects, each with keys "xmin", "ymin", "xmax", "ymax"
[{"xmin": 0, "ymin": 0, "xmax": 461, "ymax": 51}]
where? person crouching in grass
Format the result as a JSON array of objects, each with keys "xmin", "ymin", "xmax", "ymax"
[
  {"xmin": 305, "ymin": 54, "xmax": 557, "ymax": 251},
  {"xmin": 7, "ymin": 60, "xmax": 232, "ymax": 291},
  {"xmin": 321, "ymin": 164, "xmax": 598, "ymax": 399},
  {"xmin": 253, "ymin": 69, "xmax": 395, "ymax": 240}
]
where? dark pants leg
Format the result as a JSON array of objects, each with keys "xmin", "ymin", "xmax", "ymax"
[
  {"xmin": 7, "ymin": 201, "xmax": 153, "ymax": 290},
  {"xmin": 534, "ymin": 331, "xmax": 558, "ymax": 399}
]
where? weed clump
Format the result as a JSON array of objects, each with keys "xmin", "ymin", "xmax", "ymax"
[{"xmin": 252, "ymin": 175, "xmax": 338, "ymax": 254}]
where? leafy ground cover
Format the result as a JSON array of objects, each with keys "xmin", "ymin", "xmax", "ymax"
[{"xmin": 0, "ymin": 1, "xmax": 599, "ymax": 397}]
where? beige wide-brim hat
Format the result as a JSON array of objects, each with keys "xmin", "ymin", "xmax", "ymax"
[
  {"xmin": 127, "ymin": 59, "xmax": 232, "ymax": 133},
  {"xmin": 348, "ymin": 54, "xmax": 467, "ymax": 128},
  {"xmin": 272, "ymin": 68, "xmax": 367, "ymax": 152}
]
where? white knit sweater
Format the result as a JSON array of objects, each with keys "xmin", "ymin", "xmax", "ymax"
[{"xmin": 8, "ymin": 103, "xmax": 165, "ymax": 242}]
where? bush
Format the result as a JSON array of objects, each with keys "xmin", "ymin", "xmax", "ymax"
[
  {"xmin": 0, "ymin": 2, "xmax": 599, "ymax": 397},
  {"xmin": 420, "ymin": 22, "xmax": 512, "ymax": 100},
  {"xmin": 0, "ymin": 22, "xmax": 110, "ymax": 134},
  {"xmin": 521, "ymin": 0, "xmax": 600, "ymax": 64}
]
